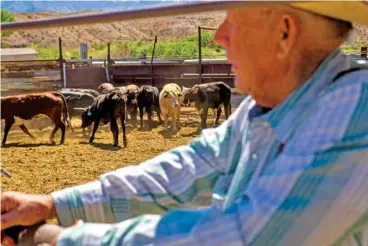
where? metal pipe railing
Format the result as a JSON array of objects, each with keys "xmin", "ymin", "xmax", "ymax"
[{"xmin": 0, "ymin": 1, "xmax": 277, "ymax": 32}]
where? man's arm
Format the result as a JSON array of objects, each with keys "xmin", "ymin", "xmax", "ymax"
[
  {"xmin": 55, "ymin": 77, "xmax": 368, "ymax": 245},
  {"xmin": 55, "ymin": 127, "xmax": 368, "ymax": 246},
  {"xmin": 51, "ymin": 98, "xmax": 252, "ymax": 227}
]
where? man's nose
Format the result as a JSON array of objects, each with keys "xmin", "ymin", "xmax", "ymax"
[{"xmin": 214, "ymin": 19, "xmax": 229, "ymax": 47}]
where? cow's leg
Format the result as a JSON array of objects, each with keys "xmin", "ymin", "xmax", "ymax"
[
  {"xmin": 224, "ymin": 102, "xmax": 231, "ymax": 119},
  {"xmin": 2, "ymin": 118, "xmax": 15, "ymax": 146},
  {"xmin": 147, "ymin": 107, "xmax": 153, "ymax": 130},
  {"xmin": 200, "ymin": 107, "xmax": 209, "ymax": 129},
  {"xmin": 49, "ymin": 125, "xmax": 58, "ymax": 145},
  {"xmin": 171, "ymin": 111, "xmax": 177, "ymax": 132},
  {"xmin": 49, "ymin": 120, "xmax": 65, "ymax": 144},
  {"xmin": 215, "ymin": 106, "xmax": 222, "ymax": 126},
  {"xmin": 47, "ymin": 108, "xmax": 61, "ymax": 144},
  {"xmin": 59, "ymin": 121, "xmax": 66, "ymax": 144},
  {"xmin": 19, "ymin": 124, "xmax": 35, "ymax": 139},
  {"xmin": 176, "ymin": 107, "xmax": 181, "ymax": 130},
  {"xmin": 139, "ymin": 106, "xmax": 144, "ymax": 128},
  {"xmin": 49, "ymin": 109, "xmax": 66, "ymax": 144},
  {"xmin": 110, "ymin": 118, "xmax": 119, "ymax": 147},
  {"xmin": 89, "ymin": 118, "xmax": 101, "ymax": 144},
  {"xmin": 120, "ymin": 115, "xmax": 127, "ymax": 147},
  {"xmin": 163, "ymin": 113, "xmax": 169, "ymax": 131},
  {"xmin": 133, "ymin": 106, "xmax": 138, "ymax": 128},
  {"xmin": 157, "ymin": 109, "xmax": 163, "ymax": 124}
]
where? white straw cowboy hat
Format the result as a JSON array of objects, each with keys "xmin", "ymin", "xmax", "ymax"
[
  {"xmin": 288, "ymin": 1, "xmax": 368, "ymax": 25},
  {"xmin": 198, "ymin": 1, "xmax": 368, "ymax": 26}
]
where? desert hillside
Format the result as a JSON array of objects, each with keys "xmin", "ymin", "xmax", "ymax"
[
  {"xmin": 2, "ymin": 11, "xmax": 226, "ymax": 48},
  {"xmin": 2, "ymin": 11, "xmax": 367, "ymax": 50}
]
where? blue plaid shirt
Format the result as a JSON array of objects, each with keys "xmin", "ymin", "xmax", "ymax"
[{"xmin": 52, "ymin": 49, "xmax": 368, "ymax": 246}]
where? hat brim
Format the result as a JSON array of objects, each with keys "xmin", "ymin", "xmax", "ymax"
[{"xmin": 289, "ymin": 1, "xmax": 368, "ymax": 25}]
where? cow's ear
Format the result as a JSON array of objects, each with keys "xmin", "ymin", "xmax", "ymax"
[
  {"xmin": 192, "ymin": 87, "xmax": 199, "ymax": 94},
  {"xmin": 164, "ymin": 91, "xmax": 169, "ymax": 98}
]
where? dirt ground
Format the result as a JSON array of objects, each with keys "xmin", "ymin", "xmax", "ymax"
[{"xmin": 1, "ymin": 107, "xmax": 228, "ymax": 195}]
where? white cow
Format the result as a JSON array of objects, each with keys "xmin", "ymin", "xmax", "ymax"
[{"xmin": 159, "ymin": 83, "xmax": 183, "ymax": 132}]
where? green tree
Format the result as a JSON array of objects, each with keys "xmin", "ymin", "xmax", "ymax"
[{"xmin": 1, "ymin": 9, "xmax": 15, "ymax": 37}]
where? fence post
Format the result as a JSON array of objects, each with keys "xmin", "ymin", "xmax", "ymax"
[
  {"xmin": 198, "ymin": 26, "xmax": 202, "ymax": 84},
  {"xmin": 58, "ymin": 37, "xmax": 64, "ymax": 85},
  {"xmin": 150, "ymin": 36, "xmax": 158, "ymax": 86},
  {"xmin": 107, "ymin": 42, "xmax": 112, "ymax": 66}
]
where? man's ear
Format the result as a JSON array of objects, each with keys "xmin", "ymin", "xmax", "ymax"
[{"xmin": 276, "ymin": 14, "xmax": 298, "ymax": 59}]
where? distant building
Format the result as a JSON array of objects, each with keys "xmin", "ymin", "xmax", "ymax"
[{"xmin": 1, "ymin": 48, "xmax": 38, "ymax": 61}]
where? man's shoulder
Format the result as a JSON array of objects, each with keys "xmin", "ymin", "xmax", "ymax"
[{"xmin": 287, "ymin": 68, "xmax": 368, "ymax": 154}]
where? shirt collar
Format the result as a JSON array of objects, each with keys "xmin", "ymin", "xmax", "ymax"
[{"xmin": 250, "ymin": 48, "xmax": 350, "ymax": 142}]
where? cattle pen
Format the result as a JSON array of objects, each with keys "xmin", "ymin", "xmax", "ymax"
[{"xmin": 1, "ymin": 30, "xmax": 244, "ymax": 199}]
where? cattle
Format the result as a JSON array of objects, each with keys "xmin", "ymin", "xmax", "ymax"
[
  {"xmin": 1, "ymin": 92, "xmax": 71, "ymax": 145},
  {"xmin": 80, "ymin": 90, "xmax": 127, "ymax": 147},
  {"xmin": 137, "ymin": 85, "xmax": 162, "ymax": 129},
  {"xmin": 59, "ymin": 91, "xmax": 96, "ymax": 117},
  {"xmin": 159, "ymin": 83, "xmax": 183, "ymax": 132},
  {"xmin": 125, "ymin": 84, "xmax": 139, "ymax": 127},
  {"xmin": 182, "ymin": 81, "xmax": 231, "ymax": 129},
  {"xmin": 61, "ymin": 88, "xmax": 100, "ymax": 98},
  {"xmin": 116, "ymin": 86, "xmax": 127, "ymax": 94},
  {"xmin": 97, "ymin": 83, "xmax": 115, "ymax": 94}
]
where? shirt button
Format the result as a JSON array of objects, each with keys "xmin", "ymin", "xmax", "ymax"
[{"xmin": 251, "ymin": 153, "xmax": 258, "ymax": 160}]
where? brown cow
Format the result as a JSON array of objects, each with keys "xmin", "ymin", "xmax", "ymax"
[
  {"xmin": 126, "ymin": 84, "xmax": 139, "ymax": 127},
  {"xmin": 1, "ymin": 92, "xmax": 71, "ymax": 146}
]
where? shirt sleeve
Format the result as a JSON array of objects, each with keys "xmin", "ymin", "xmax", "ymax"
[
  {"xmin": 51, "ymin": 97, "xmax": 251, "ymax": 227},
  {"xmin": 55, "ymin": 79, "xmax": 368, "ymax": 245}
]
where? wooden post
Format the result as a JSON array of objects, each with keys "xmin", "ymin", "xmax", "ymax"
[
  {"xmin": 150, "ymin": 36, "xmax": 158, "ymax": 86},
  {"xmin": 106, "ymin": 43, "xmax": 112, "ymax": 82},
  {"xmin": 58, "ymin": 37, "xmax": 64, "ymax": 83},
  {"xmin": 107, "ymin": 42, "xmax": 112, "ymax": 66},
  {"xmin": 198, "ymin": 26, "xmax": 202, "ymax": 84}
]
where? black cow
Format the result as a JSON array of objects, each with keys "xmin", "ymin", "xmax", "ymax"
[
  {"xmin": 61, "ymin": 88, "xmax": 100, "ymax": 98},
  {"xmin": 182, "ymin": 81, "xmax": 231, "ymax": 129},
  {"xmin": 137, "ymin": 85, "xmax": 162, "ymax": 129},
  {"xmin": 81, "ymin": 90, "xmax": 127, "ymax": 147}
]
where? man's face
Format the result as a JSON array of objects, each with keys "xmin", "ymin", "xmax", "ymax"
[{"xmin": 214, "ymin": 7, "xmax": 284, "ymax": 107}]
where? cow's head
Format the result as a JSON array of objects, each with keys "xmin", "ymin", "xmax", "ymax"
[
  {"xmin": 181, "ymin": 85, "xmax": 199, "ymax": 106},
  {"xmin": 126, "ymin": 89, "xmax": 138, "ymax": 106},
  {"xmin": 81, "ymin": 106, "xmax": 94, "ymax": 128},
  {"xmin": 163, "ymin": 91, "xmax": 182, "ymax": 108}
]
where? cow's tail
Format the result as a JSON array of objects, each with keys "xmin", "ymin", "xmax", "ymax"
[{"xmin": 53, "ymin": 92, "xmax": 73, "ymax": 132}]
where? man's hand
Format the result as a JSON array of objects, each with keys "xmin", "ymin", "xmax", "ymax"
[{"xmin": 1, "ymin": 192, "xmax": 56, "ymax": 230}]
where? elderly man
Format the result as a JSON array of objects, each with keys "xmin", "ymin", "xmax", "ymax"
[{"xmin": 1, "ymin": 2, "xmax": 368, "ymax": 246}]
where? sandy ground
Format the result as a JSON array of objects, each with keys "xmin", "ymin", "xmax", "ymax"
[{"xmin": 1, "ymin": 107, "xmax": 229, "ymax": 195}]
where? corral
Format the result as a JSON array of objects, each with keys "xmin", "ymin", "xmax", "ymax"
[
  {"xmin": 1, "ymin": 24, "xmax": 245, "ymax": 195},
  {"xmin": 1, "ymin": 107, "xmax": 231, "ymax": 194}
]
